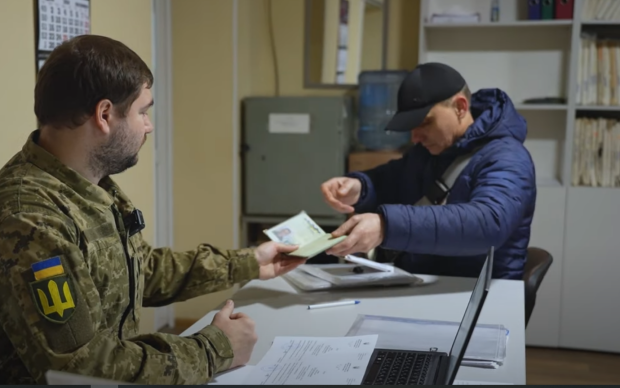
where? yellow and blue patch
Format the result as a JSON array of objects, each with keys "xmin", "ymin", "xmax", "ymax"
[
  {"xmin": 29, "ymin": 257, "xmax": 76, "ymax": 323},
  {"xmin": 31, "ymin": 256, "xmax": 64, "ymax": 280}
]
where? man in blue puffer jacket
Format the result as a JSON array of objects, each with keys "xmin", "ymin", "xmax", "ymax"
[{"xmin": 321, "ymin": 62, "xmax": 536, "ymax": 280}]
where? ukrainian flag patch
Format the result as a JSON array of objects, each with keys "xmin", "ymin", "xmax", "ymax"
[{"xmin": 31, "ymin": 256, "xmax": 65, "ymax": 280}]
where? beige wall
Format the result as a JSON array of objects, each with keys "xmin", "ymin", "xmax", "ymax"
[
  {"xmin": 236, "ymin": 0, "xmax": 419, "ymax": 96},
  {"xmin": 169, "ymin": 0, "xmax": 350, "ymax": 322},
  {"xmin": 170, "ymin": 0, "xmax": 239, "ymax": 319},
  {"xmin": 386, "ymin": 0, "xmax": 420, "ymax": 70},
  {"xmin": 0, "ymin": 0, "xmax": 156, "ymax": 333},
  {"xmin": 169, "ymin": 0, "xmax": 420, "ymax": 321},
  {"xmin": 361, "ymin": 5, "xmax": 385, "ymax": 72},
  {"xmin": 241, "ymin": 0, "xmax": 348, "ymax": 97},
  {"xmin": 0, "ymin": 0, "xmax": 36, "ymax": 165}
]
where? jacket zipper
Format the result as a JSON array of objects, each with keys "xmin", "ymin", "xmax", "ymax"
[{"xmin": 111, "ymin": 195, "xmax": 136, "ymax": 339}]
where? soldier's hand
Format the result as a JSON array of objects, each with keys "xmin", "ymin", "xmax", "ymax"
[
  {"xmin": 211, "ymin": 299, "xmax": 258, "ymax": 369},
  {"xmin": 321, "ymin": 177, "xmax": 361, "ymax": 214},
  {"xmin": 254, "ymin": 241, "xmax": 306, "ymax": 280}
]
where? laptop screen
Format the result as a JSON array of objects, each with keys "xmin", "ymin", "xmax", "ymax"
[{"xmin": 445, "ymin": 247, "xmax": 494, "ymax": 383}]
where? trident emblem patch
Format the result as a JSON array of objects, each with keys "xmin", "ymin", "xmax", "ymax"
[{"xmin": 30, "ymin": 275, "xmax": 76, "ymax": 323}]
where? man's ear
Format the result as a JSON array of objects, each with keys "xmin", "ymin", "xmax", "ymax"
[
  {"xmin": 453, "ymin": 94, "xmax": 469, "ymax": 119},
  {"xmin": 93, "ymin": 99, "xmax": 114, "ymax": 135}
]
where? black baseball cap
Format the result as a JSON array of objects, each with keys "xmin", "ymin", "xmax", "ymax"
[{"xmin": 385, "ymin": 62, "xmax": 467, "ymax": 132}]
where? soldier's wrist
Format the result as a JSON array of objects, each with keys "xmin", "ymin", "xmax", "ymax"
[
  {"xmin": 229, "ymin": 248, "xmax": 260, "ymax": 282},
  {"xmin": 197, "ymin": 325, "xmax": 234, "ymax": 374}
]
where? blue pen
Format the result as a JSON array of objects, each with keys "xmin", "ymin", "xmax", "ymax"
[{"xmin": 307, "ymin": 300, "xmax": 361, "ymax": 310}]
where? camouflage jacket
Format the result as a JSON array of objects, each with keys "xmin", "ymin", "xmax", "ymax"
[{"xmin": 0, "ymin": 131, "xmax": 260, "ymax": 384}]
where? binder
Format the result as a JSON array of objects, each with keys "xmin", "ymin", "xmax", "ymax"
[
  {"xmin": 542, "ymin": 0, "xmax": 554, "ymax": 19},
  {"xmin": 555, "ymin": 0, "xmax": 574, "ymax": 19},
  {"xmin": 528, "ymin": 0, "xmax": 542, "ymax": 19}
]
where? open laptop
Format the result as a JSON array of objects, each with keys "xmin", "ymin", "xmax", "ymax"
[{"xmin": 361, "ymin": 246, "xmax": 494, "ymax": 385}]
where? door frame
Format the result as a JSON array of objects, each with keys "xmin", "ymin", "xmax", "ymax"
[{"xmin": 152, "ymin": 0, "xmax": 175, "ymax": 330}]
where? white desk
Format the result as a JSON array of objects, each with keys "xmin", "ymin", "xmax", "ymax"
[{"xmin": 182, "ymin": 275, "xmax": 525, "ymax": 385}]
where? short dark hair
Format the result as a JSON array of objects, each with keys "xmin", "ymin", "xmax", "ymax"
[
  {"xmin": 35, "ymin": 35, "xmax": 154, "ymax": 129},
  {"xmin": 441, "ymin": 84, "xmax": 471, "ymax": 107}
]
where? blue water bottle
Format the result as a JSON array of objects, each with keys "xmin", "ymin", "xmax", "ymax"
[{"xmin": 357, "ymin": 70, "xmax": 410, "ymax": 150}]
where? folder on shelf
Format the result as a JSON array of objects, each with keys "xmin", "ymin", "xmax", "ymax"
[
  {"xmin": 528, "ymin": 0, "xmax": 542, "ymax": 19},
  {"xmin": 541, "ymin": 0, "xmax": 554, "ymax": 19},
  {"xmin": 555, "ymin": 0, "xmax": 574, "ymax": 19}
]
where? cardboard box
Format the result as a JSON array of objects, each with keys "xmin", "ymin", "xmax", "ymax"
[{"xmin": 348, "ymin": 151, "xmax": 403, "ymax": 173}]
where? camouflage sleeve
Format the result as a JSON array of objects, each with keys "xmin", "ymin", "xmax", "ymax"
[
  {"xmin": 0, "ymin": 212, "xmax": 235, "ymax": 384},
  {"xmin": 138, "ymin": 240, "xmax": 260, "ymax": 307}
]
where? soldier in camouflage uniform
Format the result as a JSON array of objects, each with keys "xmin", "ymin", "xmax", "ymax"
[{"xmin": 0, "ymin": 35, "xmax": 305, "ymax": 384}]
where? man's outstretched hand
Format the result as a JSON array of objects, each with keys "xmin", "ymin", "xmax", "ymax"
[
  {"xmin": 320, "ymin": 177, "xmax": 361, "ymax": 214},
  {"xmin": 254, "ymin": 241, "xmax": 306, "ymax": 280},
  {"xmin": 326, "ymin": 213, "xmax": 384, "ymax": 257}
]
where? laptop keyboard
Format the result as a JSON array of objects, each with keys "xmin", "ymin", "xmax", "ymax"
[{"xmin": 362, "ymin": 351, "xmax": 433, "ymax": 385}]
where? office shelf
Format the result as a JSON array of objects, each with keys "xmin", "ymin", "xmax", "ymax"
[
  {"xmin": 514, "ymin": 104, "xmax": 569, "ymax": 111},
  {"xmin": 537, "ymin": 177, "xmax": 563, "ymax": 187},
  {"xmin": 575, "ymin": 105, "xmax": 620, "ymax": 112},
  {"xmin": 424, "ymin": 20, "xmax": 573, "ymax": 28},
  {"xmin": 581, "ymin": 20, "xmax": 620, "ymax": 25},
  {"xmin": 419, "ymin": 0, "xmax": 620, "ymax": 354}
]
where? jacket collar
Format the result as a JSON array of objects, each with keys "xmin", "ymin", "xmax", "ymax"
[{"xmin": 22, "ymin": 130, "xmax": 116, "ymax": 208}]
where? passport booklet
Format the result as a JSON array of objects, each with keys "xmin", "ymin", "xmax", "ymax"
[{"xmin": 263, "ymin": 211, "xmax": 346, "ymax": 258}]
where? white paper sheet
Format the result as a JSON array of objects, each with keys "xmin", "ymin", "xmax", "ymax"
[
  {"xmin": 45, "ymin": 370, "xmax": 128, "ymax": 385},
  {"xmin": 346, "ymin": 315, "xmax": 508, "ymax": 368},
  {"xmin": 268, "ymin": 114, "xmax": 310, "ymax": 134},
  {"xmin": 242, "ymin": 335, "xmax": 378, "ymax": 385},
  {"xmin": 207, "ymin": 366, "xmax": 255, "ymax": 385},
  {"xmin": 454, "ymin": 379, "xmax": 513, "ymax": 385}
]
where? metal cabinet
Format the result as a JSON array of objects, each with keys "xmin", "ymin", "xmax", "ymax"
[{"xmin": 242, "ymin": 96, "xmax": 354, "ymax": 219}]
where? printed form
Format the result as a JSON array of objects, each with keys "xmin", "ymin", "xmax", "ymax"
[{"xmin": 242, "ymin": 335, "xmax": 378, "ymax": 385}]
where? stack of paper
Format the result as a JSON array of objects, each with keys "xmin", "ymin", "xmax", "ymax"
[
  {"xmin": 571, "ymin": 117, "xmax": 620, "ymax": 187},
  {"xmin": 346, "ymin": 315, "xmax": 508, "ymax": 369},
  {"xmin": 582, "ymin": 0, "xmax": 620, "ymax": 21},
  {"xmin": 575, "ymin": 33, "xmax": 620, "ymax": 107},
  {"xmin": 239, "ymin": 335, "xmax": 379, "ymax": 385}
]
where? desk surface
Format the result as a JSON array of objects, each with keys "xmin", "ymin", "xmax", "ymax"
[{"xmin": 182, "ymin": 275, "xmax": 525, "ymax": 385}]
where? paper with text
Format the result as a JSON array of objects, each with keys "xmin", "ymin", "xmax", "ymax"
[
  {"xmin": 454, "ymin": 379, "xmax": 513, "ymax": 385},
  {"xmin": 268, "ymin": 114, "xmax": 310, "ymax": 134},
  {"xmin": 243, "ymin": 335, "xmax": 378, "ymax": 385}
]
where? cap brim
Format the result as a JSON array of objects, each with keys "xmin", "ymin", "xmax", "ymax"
[{"xmin": 384, "ymin": 105, "xmax": 433, "ymax": 132}]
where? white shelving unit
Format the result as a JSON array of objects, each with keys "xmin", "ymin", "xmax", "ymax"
[{"xmin": 418, "ymin": 0, "xmax": 620, "ymax": 353}]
